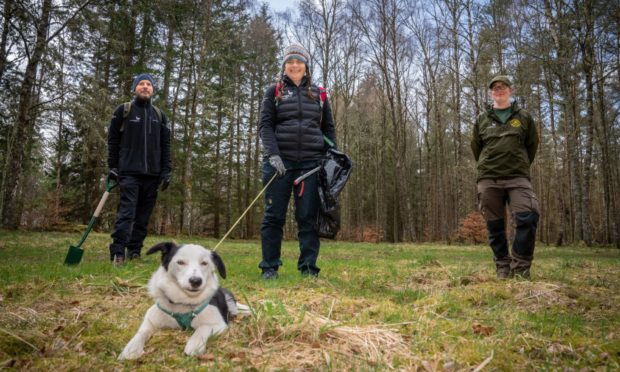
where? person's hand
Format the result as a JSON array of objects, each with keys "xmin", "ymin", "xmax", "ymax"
[
  {"xmin": 109, "ymin": 168, "xmax": 119, "ymax": 181},
  {"xmin": 269, "ymin": 155, "xmax": 286, "ymax": 177},
  {"xmin": 160, "ymin": 173, "xmax": 171, "ymax": 191}
]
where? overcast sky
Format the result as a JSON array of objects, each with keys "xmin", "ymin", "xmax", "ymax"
[{"xmin": 264, "ymin": 0, "xmax": 295, "ymax": 13}]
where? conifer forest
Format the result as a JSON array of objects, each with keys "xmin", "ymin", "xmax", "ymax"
[{"xmin": 1, "ymin": 0, "xmax": 619, "ymax": 247}]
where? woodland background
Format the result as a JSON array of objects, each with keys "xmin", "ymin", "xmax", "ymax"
[{"xmin": 0, "ymin": 0, "xmax": 618, "ymax": 247}]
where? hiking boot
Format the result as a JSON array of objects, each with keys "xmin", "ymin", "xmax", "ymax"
[
  {"xmin": 510, "ymin": 253, "xmax": 533, "ymax": 280},
  {"xmin": 496, "ymin": 266, "xmax": 511, "ymax": 279},
  {"xmin": 301, "ymin": 270, "xmax": 319, "ymax": 278},
  {"xmin": 112, "ymin": 254, "xmax": 125, "ymax": 267},
  {"xmin": 494, "ymin": 256, "xmax": 512, "ymax": 279},
  {"xmin": 261, "ymin": 268, "xmax": 279, "ymax": 280},
  {"xmin": 512, "ymin": 268, "xmax": 531, "ymax": 280}
]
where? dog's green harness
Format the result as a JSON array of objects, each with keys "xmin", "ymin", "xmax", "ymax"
[{"xmin": 156, "ymin": 301, "xmax": 210, "ymax": 331}]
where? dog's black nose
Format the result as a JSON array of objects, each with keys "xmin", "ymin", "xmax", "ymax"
[{"xmin": 189, "ymin": 276, "xmax": 202, "ymax": 288}]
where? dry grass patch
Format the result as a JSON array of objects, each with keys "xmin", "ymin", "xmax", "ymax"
[{"xmin": 215, "ymin": 301, "xmax": 418, "ymax": 370}]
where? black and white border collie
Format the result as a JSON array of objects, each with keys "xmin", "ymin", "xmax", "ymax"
[{"xmin": 119, "ymin": 242, "xmax": 249, "ymax": 360}]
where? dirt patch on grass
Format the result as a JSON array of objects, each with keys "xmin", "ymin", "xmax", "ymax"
[
  {"xmin": 401, "ymin": 266, "xmax": 451, "ymax": 292},
  {"xmin": 395, "ymin": 265, "xmax": 494, "ymax": 295},
  {"xmin": 509, "ymin": 282, "xmax": 577, "ymax": 312}
]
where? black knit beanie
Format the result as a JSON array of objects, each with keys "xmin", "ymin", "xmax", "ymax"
[{"xmin": 131, "ymin": 73, "xmax": 155, "ymax": 93}]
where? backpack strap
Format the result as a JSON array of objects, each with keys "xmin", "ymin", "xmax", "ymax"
[
  {"xmin": 120, "ymin": 101, "xmax": 162, "ymax": 132},
  {"xmin": 152, "ymin": 106, "xmax": 162, "ymax": 122},
  {"xmin": 122, "ymin": 102, "xmax": 131, "ymax": 119},
  {"xmin": 120, "ymin": 102, "xmax": 131, "ymax": 132},
  {"xmin": 318, "ymin": 86, "xmax": 326, "ymax": 109},
  {"xmin": 273, "ymin": 82, "xmax": 283, "ymax": 107},
  {"xmin": 318, "ymin": 86, "xmax": 327, "ymax": 129}
]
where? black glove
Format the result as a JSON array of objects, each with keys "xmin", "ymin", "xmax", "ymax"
[
  {"xmin": 269, "ymin": 155, "xmax": 286, "ymax": 177},
  {"xmin": 109, "ymin": 168, "xmax": 119, "ymax": 181},
  {"xmin": 160, "ymin": 173, "xmax": 171, "ymax": 191}
]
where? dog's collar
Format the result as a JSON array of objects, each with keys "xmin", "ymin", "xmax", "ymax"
[{"xmin": 156, "ymin": 300, "xmax": 209, "ymax": 331}]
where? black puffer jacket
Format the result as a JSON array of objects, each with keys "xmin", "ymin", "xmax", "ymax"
[
  {"xmin": 259, "ymin": 76, "xmax": 336, "ymax": 161},
  {"xmin": 107, "ymin": 98, "xmax": 172, "ymax": 177}
]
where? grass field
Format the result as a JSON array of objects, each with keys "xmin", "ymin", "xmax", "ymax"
[{"xmin": 0, "ymin": 231, "xmax": 619, "ymax": 370}]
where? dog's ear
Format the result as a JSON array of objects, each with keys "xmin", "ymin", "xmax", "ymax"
[
  {"xmin": 146, "ymin": 241, "xmax": 176, "ymax": 256},
  {"xmin": 146, "ymin": 242, "xmax": 179, "ymax": 270},
  {"xmin": 211, "ymin": 251, "xmax": 226, "ymax": 279}
]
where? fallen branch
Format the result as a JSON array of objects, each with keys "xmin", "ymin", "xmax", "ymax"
[{"xmin": 472, "ymin": 350, "xmax": 494, "ymax": 372}]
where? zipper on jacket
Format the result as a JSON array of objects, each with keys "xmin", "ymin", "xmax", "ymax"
[
  {"xmin": 296, "ymin": 86, "xmax": 303, "ymax": 161},
  {"xmin": 144, "ymin": 107, "xmax": 148, "ymax": 174}
]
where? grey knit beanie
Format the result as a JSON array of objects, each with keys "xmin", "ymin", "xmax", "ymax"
[{"xmin": 282, "ymin": 43, "xmax": 310, "ymax": 71}]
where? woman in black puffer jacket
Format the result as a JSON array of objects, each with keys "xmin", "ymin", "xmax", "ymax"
[{"xmin": 258, "ymin": 43, "xmax": 337, "ymax": 279}]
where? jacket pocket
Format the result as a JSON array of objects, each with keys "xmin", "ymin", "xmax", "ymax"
[{"xmin": 119, "ymin": 148, "xmax": 143, "ymax": 173}]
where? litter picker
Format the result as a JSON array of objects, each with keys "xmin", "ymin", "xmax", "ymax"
[{"xmin": 64, "ymin": 176, "xmax": 118, "ymax": 265}]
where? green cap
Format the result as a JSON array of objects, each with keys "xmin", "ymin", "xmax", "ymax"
[{"xmin": 488, "ymin": 75, "xmax": 512, "ymax": 89}]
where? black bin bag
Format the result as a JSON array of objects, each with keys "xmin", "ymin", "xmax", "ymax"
[{"xmin": 316, "ymin": 148, "xmax": 353, "ymax": 239}]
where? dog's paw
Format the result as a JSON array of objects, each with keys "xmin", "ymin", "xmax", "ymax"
[
  {"xmin": 118, "ymin": 343, "xmax": 144, "ymax": 360},
  {"xmin": 184, "ymin": 340, "xmax": 206, "ymax": 356}
]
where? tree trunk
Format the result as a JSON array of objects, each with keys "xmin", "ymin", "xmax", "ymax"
[
  {"xmin": 55, "ymin": 37, "xmax": 67, "ymax": 226},
  {"xmin": 0, "ymin": 0, "xmax": 52, "ymax": 228},
  {"xmin": 212, "ymin": 96, "xmax": 224, "ymax": 238},
  {"xmin": 579, "ymin": 0, "xmax": 594, "ymax": 245},
  {"xmin": 0, "ymin": 1, "xmax": 13, "ymax": 83},
  {"xmin": 180, "ymin": 19, "xmax": 200, "ymax": 234}
]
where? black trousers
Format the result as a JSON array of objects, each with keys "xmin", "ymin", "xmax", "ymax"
[
  {"xmin": 109, "ymin": 175, "xmax": 160, "ymax": 259},
  {"xmin": 259, "ymin": 159, "xmax": 321, "ymax": 274}
]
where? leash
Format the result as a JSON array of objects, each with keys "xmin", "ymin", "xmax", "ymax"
[{"xmin": 212, "ymin": 173, "xmax": 278, "ymax": 252}]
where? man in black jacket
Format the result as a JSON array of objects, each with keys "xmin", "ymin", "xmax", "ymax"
[{"xmin": 107, "ymin": 73, "xmax": 172, "ymax": 265}]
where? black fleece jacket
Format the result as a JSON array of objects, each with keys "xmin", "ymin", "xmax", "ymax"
[
  {"xmin": 107, "ymin": 98, "xmax": 172, "ymax": 177},
  {"xmin": 259, "ymin": 76, "xmax": 337, "ymax": 161}
]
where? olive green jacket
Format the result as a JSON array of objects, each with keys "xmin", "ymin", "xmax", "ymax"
[{"xmin": 471, "ymin": 103, "xmax": 539, "ymax": 181}]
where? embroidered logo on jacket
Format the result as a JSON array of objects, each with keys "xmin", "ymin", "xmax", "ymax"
[
  {"xmin": 509, "ymin": 119, "xmax": 522, "ymax": 128},
  {"xmin": 130, "ymin": 116, "xmax": 141, "ymax": 123},
  {"xmin": 282, "ymin": 90, "xmax": 294, "ymax": 101}
]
